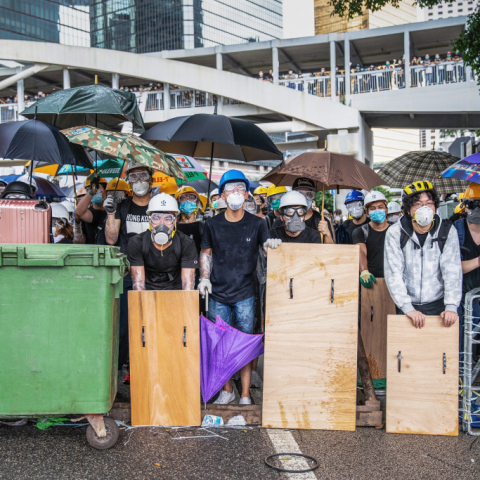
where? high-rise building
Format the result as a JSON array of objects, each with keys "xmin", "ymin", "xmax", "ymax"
[
  {"xmin": 0, "ymin": 0, "xmax": 90, "ymax": 46},
  {"xmin": 314, "ymin": 0, "xmax": 416, "ymax": 35},
  {"xmin": 418, "ymin": 0, "xmax": 479, "ymax": 21},
  {"xmin": 90, "ymin": 0, "xmax": 283, "ymax": 54}
]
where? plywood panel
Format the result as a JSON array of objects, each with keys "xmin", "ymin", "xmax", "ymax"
[
  {"xmin": 263, "ymin": 244, "xmax": 359, "ymax": 431},
  {"xmin": 361, "ymin": 279, "xmax": 396, "ymax": 379},
  {"xmin": 386, "ymin": 315, "xmax": 459, "ymax": 436},
  {"xmin": 128, "ymin": 291, "xmax": 200, "ymax": 426}
]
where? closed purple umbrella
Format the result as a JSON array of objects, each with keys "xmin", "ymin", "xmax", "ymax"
[{"xmin": 200, "ymin": 315, "xmax": 264, "ymax": 403}]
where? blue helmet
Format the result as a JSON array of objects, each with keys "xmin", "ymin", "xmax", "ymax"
[
  {"xmin": 218, "ymin": 169, "xmax": 250, "ymax": 194},
  {"xmin": 345, "ymin": 190, "xmax": 364, "ymax": 204}
]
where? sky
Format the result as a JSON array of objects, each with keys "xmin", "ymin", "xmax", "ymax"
[{"xmin": 282, "ymin": 0, "xmax": 315, "ymax": 39}]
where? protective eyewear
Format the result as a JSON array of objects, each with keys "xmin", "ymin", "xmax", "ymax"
[
  {"xmin": 223, "ymin": 182, "xmax": 246, "ymax": 192},
  {"xmin": 347, "ymin": 201, "xmax": 363, "ymax": 209},
  {"xmin": 178, "ymin": 193, "xmax": 198, "ymax": 203},
  {"xmin": 464, "ymin": 200, "xmax": 480, "ymax": 210},
  {"xmin": 244, "ymin": 200, "xmax": 256, "ymax": 209},
  {"xmin": 5, "ymin": 194, "xmax": 29, "ymax": 199},
  {"xmin": 268, "ymin": 192, "xmax": 286, "ymax": 203},
  {"xmin": 128, "ymin": 171, "xmax": 150, "ymax": 183},
  {"xmin": 413, "ymin": 201, "xmax": 435, "ymax": 209},
  {"xmin": 283, "ymin": 207, "xmax": 307, "ymax": 217},
  {"xmin": 149, "ymin": 213, "xmax": 175, "ymax": 226},
  {"xmin": 295, "ymin": 189, "xmax": 315, "ymax": 200}
]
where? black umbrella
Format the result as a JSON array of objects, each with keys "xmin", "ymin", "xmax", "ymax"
[
  {"xmin": 181, "ymin": 178, "xmax": 219, "ymax": 195},
  {"xmin": 141, "ymin": 112, "xmax": 283, "ymax": 195}
]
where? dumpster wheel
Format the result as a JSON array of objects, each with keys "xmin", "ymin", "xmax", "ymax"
[{"xmin": 86, "ymin": 417, "xmax": 119, "ymax": 450}]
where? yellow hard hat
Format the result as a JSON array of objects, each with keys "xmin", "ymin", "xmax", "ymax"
[
  {"xmin": 175, "ymin": 185, "xmax": 199, "ymax": 200},
  {"xmin": 254, "ymin": 186, "xmax": 268, "ymax": 195},
  {"xmin": 459, "ymin": 193, "xmax": 465, "ymax": 200},
  {"xmin": 267, "ymin": 184, "xmax": 288, "ymax": 198},
  {"xmin": 85, "ymin": 176, "xmax": 107, "ymax": 187},
  {"xmin": 106, "ymin": 178, "xmax": 131, "ymax": 194},
  {"xmin": 463, "ymin": 183, "xmax": 480, "ymax": 200},
  {"xmin": 455, "ymin": 202, "xmax": 465, "ymax": 214},
  {"xmin": 198, "ymin": 195, "xmax": 208, "ymax": 212}
]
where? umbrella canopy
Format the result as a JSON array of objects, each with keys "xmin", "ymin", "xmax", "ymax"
[
  {"xmin": 141, "ymin": 114, "xmax": 283, "ymax": 162},
  {"xmin": 180, "ymin": 178, "xmax": 219, "ymax": 195},
  {"xmin": 21, "ymin": 85, "xmax": 145, "ymax": 132},
  {"xmin": 172, "ymin": 154, "xmax": 208, "ymax": 183},
  {"xmin": 33, "ymin": 163, "xmax": 92, "ymax": 177},
  {"xmin": 0, "ymin": 120, "xmax": 92, "ymax": 168},
  {"xmin": 0, "ymin": 175, "xmax": 65, "ymax": 199},
  {"xmin": 200, "ymin": 315, "xmax": 264, "ymax": 403},
  {"xmin": 61, "ymin": 183, "xmax": 84, "ymax": 199},
  {"xmin": 440, "ymin": 152, "xmax": 480, "ymax": 186},
  {"xmin": 261, "ymin": 151, "xmax": 386, "ymax": 191},
  {"xmin": 378, "ymin": 150, "xmax": 467, "ymax": 194},
  {"xmin": 61, "ymin": 126, "xmax": 186, "ymax": 181}
]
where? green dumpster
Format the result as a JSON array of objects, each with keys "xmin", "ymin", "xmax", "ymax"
[{"xmin": 0, "ymin": 244, "xmax": 128, "ymax": 417}]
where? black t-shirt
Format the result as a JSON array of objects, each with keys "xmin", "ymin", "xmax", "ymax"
[
  {"xmin": 84, "ymin": 207, "xmax": 107, "ymax": 245},
  {"xmin": 461, "ymin": 220, "xmax": 480, "ymax": 296},
  {"xmin": 177, "ymin": 221, "xmax": 203, "ymax": 253},
  {"xmin": 416, "ymin": 232, "xmax": 428, "ymax": 248},
  {"xmin": 352, "ymin": 224, "xmax": 389, "ymax": 278},
  {"xmin": 343, "ymin": 217, "xmax": 370, "ymax": 242},
  {"xmin": 270, "ymin": 226, "xmax": 322, "ymax": 243},
  {"xmin": 115, "ymin": 199, "xmax": 150, "ymax": 255},
  {"xmin": 127, "ymin": 231, "xmax": 198, "ymax": 290},
  {"xmin": 201, "ymin": 211, "xmax": 270, "ymax": 304}
]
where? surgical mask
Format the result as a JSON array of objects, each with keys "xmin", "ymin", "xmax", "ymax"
[
  {"xmin": 334, "ymin": 216, "xmax": 341, "ymax": 222},
  {"xmin": 347, "ymin": 203, "xmax": 364, "ymax": 219},
  {"xmin": 388, "ymin": 214, "xmax": 400, "ymax": 224},
  {"xmin": 226, "ymin": 192, "xmax": 245, "ymax": 211},
  {"xmin": 132, "ymin": 181, "xmax": 150, "ymax": 196},
  {"xmin": 179, "ymin": 200, "xmax": 197, "ymax": 215},
  {"xmin": 271, "ymin": 198, "xmax": 281, "ymax": 211},
  {"xmin": 369, "ymin": 210, "xmax": 386, "ymax": 224},
  {"xmin": 467, "ymin": 207, "xmax": 480, "ymax": 225},
  {"xmin": 285, "ymin": 213, "xmax": 305, "ymax": 233},
  {"xmin": 152, "ymin": 224, "xmax": 173, "ymax": 245},
  {"xmin": 212, "ymin": 200, "xmax": 218, "ymax": 209},
  {"xmin": 91, "ymin": 193, "xmax": 104, "ymax": 205},
  {"xmin": 413, "ymin": 206, "xmax": 434, "ymax": 227}
]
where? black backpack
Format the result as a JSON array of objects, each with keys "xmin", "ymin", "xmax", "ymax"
[{"xmin": 399, "ymin": 219, "xmax": 452, "ymax": 253}]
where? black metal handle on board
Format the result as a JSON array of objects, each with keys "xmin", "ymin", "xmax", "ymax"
[
  {"xmin": 290, "ymin": 278, "xmax": 293, "ymax": 299},
  {"xmin": 142, "ymin": 326, "xmax": 145, "ymax": 347},
  {"xmin": 443, "ymin": 353, "xmax": 446, "ymax": 374},
  {"xmin": 371, "ymin": 306, "xmax": 374, "ymax": 322},
  {"xmin": 398, "ymin": 351, "xmax": 402, "ymax": 373},
  {"xmin": 183, "ymin": 327, "xmax": 187, "ymax": 347},
  {"xmin": 330, "ymin": 279, "xmax": 334, "ymax": 303}
]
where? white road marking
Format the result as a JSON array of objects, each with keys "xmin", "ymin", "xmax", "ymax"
[{"xmin": 266, "ymin": 429, "xmax": 317, "ymax": 479}]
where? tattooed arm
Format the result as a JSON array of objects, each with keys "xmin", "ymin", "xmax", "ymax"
[
  {"xmin": 105, "ymin": 216, "xmax": 121, "ymax": 245},
  {"xmin": 199, "ymin": 249, "xmax": 213, "ymax": 279},
  {"xmin": 181, "ymin": 268, "xmax": 196, "ymax": 290},
  {"xmin": 131, "ymin": 266, "xmax": 146, "ymax": 291}
]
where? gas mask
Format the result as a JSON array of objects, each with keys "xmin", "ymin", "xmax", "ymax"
[
  {"xmin": 132, "ymin": 181, "xmax": 150, "ymax": 196},
  {"xmin": 413, "ymin": 206, "xmax": 434, "ymax": 227},
  {"xmin": 226, "ymin": 192, "xmax": 245, "ymax": 211},
  {"xmin": 346, "ymin": 202, "xmax": 364, "ymax": 219},
  {"xmin": 467, "ymin": 207, "xmax": 480, "ymax": 225},
  {"xmin": 152, "ymin": 223, "xmax": 174, "ymax": 245},
  {"xmin": 285, "ymin": 212, "xmax": 306, "ymax": 233},
  {"xmin": 271, "ymin": 198, "xmax": 281, "ymax": 211}
]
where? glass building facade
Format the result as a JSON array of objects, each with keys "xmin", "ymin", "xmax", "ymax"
[
  {"xmin": 90, "ymin": 0, "xmax": 283, "ymax": 53},
  {"xmin": 0, "ymin": 0, "xmax": 91, "ymax": 46}
]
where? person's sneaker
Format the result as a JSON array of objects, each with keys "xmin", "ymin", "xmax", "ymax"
[
  {"xmin": 250, "ymin": 370, "xmax": 262, "ymax": 388},
  {"xmin": 239, "ymin": 396, "xmax": 252, "ymax": 405},
  {"xmin": 123, "ymin": 373, "xmax": 130, "ymax": 385},
  {"xmin": 213, "ymin": 390, "xmax": 235, "ymax": 404}
]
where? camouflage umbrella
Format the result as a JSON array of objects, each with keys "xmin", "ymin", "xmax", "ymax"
[{"xmin": 61, "ymin": 126, "xmax": 186, "ymax": 181}]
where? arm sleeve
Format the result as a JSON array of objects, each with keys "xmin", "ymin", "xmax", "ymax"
[
  {"xmin": 384, "ymin": 227, "xmax": 414, "ymax": 313},
  {"xmin": 127, "ymin": 235, "xmax": 145, "ymax": 267},
  {"xmin": 351, "ymin": 227, "xmax": 365, "ymax": 245},
  {"xmin": 440, "ymin": 226, "xmax": 463, "ymax": 312},
  {"xmin": 200, "ymin": 220, "xmax": 212, "ymax": 250},
  {"xmin": 181, "ymin": 238, "xmax": 200, "ymax": 269},
  {"xmin": 258, "ymin": 218, "xmax": 270, "ymax": 245}
]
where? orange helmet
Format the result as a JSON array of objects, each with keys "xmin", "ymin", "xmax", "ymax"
[{"xmin": 463, "ymin": 183, "xmax": 480, "ymax": 200}]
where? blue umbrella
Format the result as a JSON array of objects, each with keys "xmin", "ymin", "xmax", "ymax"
[{"xmin": 0, "ymin": 175, "xmax": 65, "ymax": 199}]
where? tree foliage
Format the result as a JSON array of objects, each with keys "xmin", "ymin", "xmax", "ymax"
[
  {"xmin": 314, "ymin": 190, "xmax": 334, "ymax": 211},
  {"xmin": 372, "ymin": 185, "xmax": 393, "ymax": 202}
]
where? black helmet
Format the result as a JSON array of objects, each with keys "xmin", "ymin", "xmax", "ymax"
[{"xmin": 0, "ymin": 181, "xmax": 35, "ymax": 199}]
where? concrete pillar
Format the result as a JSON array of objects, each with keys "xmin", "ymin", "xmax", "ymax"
[
  {"xmin": 163, "ymin": 83, "xmax": 170, "ymax": 119},
  {"xmin": 17, "ymin": 78, "xmax": 24, "ymax": 120},
  {"xmin": 344, "ymin": 36, "xmax": 351, "ymax": 103},
  {"xmin": 63, "ymin": 68, "xmax": 70, "ymax": 89},
  {"xmin": 404, "ymin": 32, "xmax": 410, "ymax": 89},
  {"xmin": 216, "ymin": 52, "xmax": 224, "ymax": 114},
  {"xmin": 330, "ymin": 40, "xmax": 336, "ymax": 100},
  {"xmin": 272, "ymin": 46, "xmax": 279, "ymax": 85},
  {"xmin": 111, "ymin": 73, "xmax": 119, "ymax": 89}
]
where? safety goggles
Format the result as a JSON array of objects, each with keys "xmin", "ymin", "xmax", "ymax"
[
  {"xmin": 223, "ymin": 182, "xmax": 246, "ymax": 192},
  {"xmin": 149, "ymin": 213, "xmax": 175, "ymax": 226},
  {"xmin": 413, "ymin": 201, "xmax": 435, "ymax": 209},
  {"xmin": 128, "ymin": 171, "xmax": 150, "ymax": 183},
  {"xmin": 4, "ymin": 194, "xmax": 29, "ymax": 199},
  {"xmin": 268, "ymin": 192, "xmax": 286, "ymax": 203},
  {"xmin": 464, "ymin": 200, "xmax": 480, "ymax": 210},
  {"xmin": 244, "ymin": 200, "xmax": 256, "ymax": 210},
  {"xmin": 178, "ymin": 193, "xmax": 198, "ymax": 203},
  {"xmin": 295, "ymin": 189, "xmax": 316, "ymax": 200},
  {"xmin": 346, "ymin": 201, "xmax": 363, "ymax": 209},
  {"xmin": 282, "ymin": 207, "xmax": 307, "ymax": 217}
]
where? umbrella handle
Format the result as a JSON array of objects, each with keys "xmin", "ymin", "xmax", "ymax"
[{"xmin": 205, "ymin": 290, "xmax": 209, "ymax": 317}]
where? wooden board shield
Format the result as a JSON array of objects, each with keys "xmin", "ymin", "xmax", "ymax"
[
  {"xmin": 386, "ymin": 315, "xmax": 459, "ymax": 436},
  {"xmin": 128, "ymin": 290, "xmax": 200, "ymax": 427},
  {"xmin": 263, "ymin": 244, "xmax": 359, "ymax": 431},
  {"xmin": 361, "ymin": 279, "xmax": 396, "ymax": 379}
]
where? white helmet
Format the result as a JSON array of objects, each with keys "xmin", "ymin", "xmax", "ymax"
[
  {"xmin": 216, "ymin": 198, "xmax": 227, "ymax": 210},
  {"xmin": 209, "ymin": 188, "xmax": 219, "ymax": 200},
  {"xmin": 50, "ymin": 202, "xmax": 70, "ymax": 225},
  {"xmin": 147, "ymin": 192, "xmax": 179, "ymax": 214},
  {"xmin": 125, "ymin": 161, "xmax": 153, "ymax": 176},
  {"xmin": 17, "ymin": 174, "xmax": 38, "ymax": 193},
  {"xmin": 60, "ymin": 200, "xmax": 75, "ymax": 213},
  {"xmin": 364, "ymin": 190, "xmax": 387, "ymax": 208},
  {"xmin": 279, "ymin": 190, "xmax": 308, "ymax": 210},
  {"xmin": 387, "ymin": 201, "xmax": 402, "ymax": 214}
]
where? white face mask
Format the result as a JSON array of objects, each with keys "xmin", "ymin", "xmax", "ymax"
[
  {"xmin": 226, "ymin": 192, "xmax": 245, "ymax": 211},
  {"xmin": 334, "ymin": 216, "xmax": 341, "ymax": 222},
  {"xmin": 413, "ymin": 206, "xmax": 434, "ymax": 227},
  {"xmin": 388, "ymin": 214, "xmax": 400, "ymax": 224},
  {"xmin": 347, "ymin": 203, "xmax": 364, "ymax": 219},
  {"xmin": 132, "ymin": 181, "xmax": 150, "ymax": 196}
]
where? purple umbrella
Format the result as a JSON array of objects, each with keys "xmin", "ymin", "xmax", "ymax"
[
  {"xmin": 200, "ymin": 315, "xmax": 264, "ymax": 403},
  {"xmin": 440, "ymin": 152, "xmax": 480, "ymax": 184}
]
